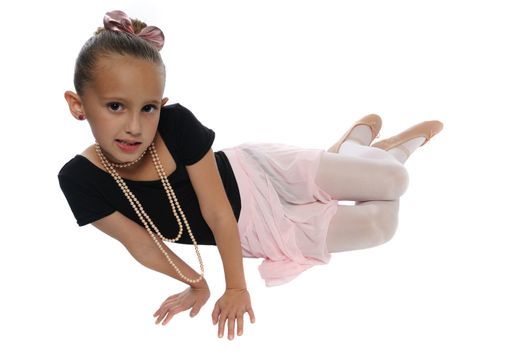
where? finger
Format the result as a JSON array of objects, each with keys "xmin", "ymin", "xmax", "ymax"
[
  {"xmin": 212, "ymin": 304, "xmax": 220, "ymax": 325},
  {"xmin": 190, "ymin": 304, "xmax": 203, "ymax": 318},
  {"xmin": 156, "ymin": 301, "xmax": 182, "ymax": 324},
  {"xmin": 247, "ymin": 307, "xmax": 256, "ymax": 323},
  {"xmin": 156, "ymin": 297, "xmax": 174, "ymax": 312},
  {"xmin": 236, "ymin": 312, "xmax": 244, "ymax": 336},
  {"xmin": 157, "ymin": 293, "xmax": 182, "ymax": 309},
  {"xmin": 154, "ymin": 298, "xmax": 174, "ymax": 318},
  {"xmin": 155, "ymin": 305, "xmax": 169, "ymax": 324},
  {"xmin": 218, "ymin": 314, "xmax": 227, "ymax": 338},
  {"xmin": 154, "ymin": 301, "xmax": 172, "ymax": 317},
  {"xmin": 228, "ymin": 315, "xmax": 236, "ymax": 340},
  {"xmin": 153, "ymin": 291, "xmax": 186, "ymax": 318},
  {"xmin": 156, "ymin": 308, "xmax": 170, "ymax": 325},
  {"xmin": 162, "ymin": 309, "xmax": 180, "ymax": 325},
  {"xmin": 160, "ymin": 304, "xmax": 187, "ymax": 325}
]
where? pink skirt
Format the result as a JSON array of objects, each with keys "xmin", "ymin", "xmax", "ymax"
[{"xmin": 222, "ymin": 143, "xmax": 338, "ymax": 286}]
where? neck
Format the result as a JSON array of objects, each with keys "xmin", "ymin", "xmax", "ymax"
[{"xmin": 97, "ymin": 142, "xmax": 151, "ymax": 170}]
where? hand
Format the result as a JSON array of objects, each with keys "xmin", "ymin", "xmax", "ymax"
[
  {"xmin": 153, "ymin": 286, "xmax": 210, "ymax": 325},
  {"xmin": 212, "ymin": 288, "xmax": 256, "ymax": 340}
]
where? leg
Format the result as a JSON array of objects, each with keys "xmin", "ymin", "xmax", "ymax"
[
  {"xmin": 315, "ymin": 150, "xmax": 409, "ymax": 201},
  {"xmin": 372, "ymin": 120, "xmax": 444, "ymax": 164},
  {"xmin": 320, "ymin": 120, "xmax": 443, "ymax": 252},
  {"xmin": 326, "ymin": 200, "xmax": 400, "ymax": 252},
  {"xmin": 316, "ymin": 142, "xmax": 406, "ymax": 252}
]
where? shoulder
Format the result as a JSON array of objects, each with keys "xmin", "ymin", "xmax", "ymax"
[
  {"xmin": 58, "ymin": 151, "xmax": 116, "ymax": 226},
  {"xmin": 57, "ymin": 156, "xmax": 96, "ymax": 209},
  {"xmin": 57, "ymin": 151, "xmax": 105, "ymax": 190},
  {"xmin": 159, "ymin": 102, "xmax": 213, "ymax": 138},
  {"xmin": 58, "ymin": 154, "xmax": 90, "ymax": 179},
  {"xmin": 160, "ymin": 102, "xmax": 193, "ymax": 118},
  {"xmin": 159, "ymin": 103, "xmax": 215, "ymax": 165},
  {"xmin": 160, "ymin": 103, "xmax": 199, "ymax": 127}
]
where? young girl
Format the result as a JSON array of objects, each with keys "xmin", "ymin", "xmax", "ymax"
[{"xmin": 58, "ymin": 10, "xmax": 443, "ymax": 341}]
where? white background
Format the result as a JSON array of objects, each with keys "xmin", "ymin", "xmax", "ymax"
[{"xmin": 1, "ymin": 0, "xmax": 526, "ymax": 349}]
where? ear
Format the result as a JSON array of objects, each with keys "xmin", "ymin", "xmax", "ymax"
[
  {"xmin": 64, "ymin": 90, "xmax": 85, "ymax": 120},
  {"xmin": 161, "ymin": 97, "xmax": 169, "ymax": 106}
]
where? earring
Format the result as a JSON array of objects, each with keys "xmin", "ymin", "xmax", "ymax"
[{"xmin": 79, "ymin": 115, "xmax": 86, "ymax": 120}]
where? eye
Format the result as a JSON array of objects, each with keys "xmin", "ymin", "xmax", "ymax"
[
  {"xmin": 142, "ymin": 104, "xmax": 158, "ymax": 113},
  {"xmin": 107, "ymin": 102, "xmax": 123, "ymax": 112}
]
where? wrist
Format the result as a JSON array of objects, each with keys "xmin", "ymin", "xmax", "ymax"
[
  {"xmin": 226, "ymin": 283, "xmax": 247, "ymax": 290},
  {"xmin": 225, "ymin": 276, "xmax": 247, "ymax": 290},
  {"xmin": 189, "ymin": 277, "xmax": 209, "ymax": 290}
]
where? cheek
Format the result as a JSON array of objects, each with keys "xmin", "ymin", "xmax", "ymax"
[
  {"xmin": 87, "ymin": 117, "xmax": 114, "ymax": 140},
  {"xmin": 82, "ymin": 103, "xmax": 106, "ymax": 121}
]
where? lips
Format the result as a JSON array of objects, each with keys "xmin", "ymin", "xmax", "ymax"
[{"xmin": 116, "ymin": 139, "xmax": 142, "ymax": 145}]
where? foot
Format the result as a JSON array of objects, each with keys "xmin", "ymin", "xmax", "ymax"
[
  {"xmin": 371, "ymin": 120, "xmax": 443, "ymax": 163},
  {"xmin": 328, "ymin": 114, "xmax": 382, "ymax": 153}
]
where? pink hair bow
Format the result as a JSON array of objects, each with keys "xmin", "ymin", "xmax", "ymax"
[{"xmin": 103, "ymin": 10, "xmax": 165, "ymax": 50}]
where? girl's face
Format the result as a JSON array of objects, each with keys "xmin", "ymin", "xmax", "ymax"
[{"xmin": 74, "ymin": 54, "xmax": 167, "ymax": 165}]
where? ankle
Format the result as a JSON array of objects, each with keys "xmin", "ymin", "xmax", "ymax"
[
  {"xmin": 388, "ymin": 136, "xmax": 426, "ymax": 164},
  {"xmin": 345, "ymin": 125, "xmax": 373, "ymax": 146}
]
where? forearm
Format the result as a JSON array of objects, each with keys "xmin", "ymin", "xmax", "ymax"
[
  {"xmin": 208, "ymin": 216, "xmax": 247, "ymax": 289},
  {"xmin": 126, "ymin": 235, "xmax": 208, "ymax": 289}
]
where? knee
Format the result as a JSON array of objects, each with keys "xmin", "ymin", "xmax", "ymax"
[
  {"xmin": 370, "ymin": 204, "xmax": 399, "ymax": 244},
  {"xmin": 377, "ymin": 215, "xmax": 398, "ymax": 244},
  {"xmin": 383, "ymin": 163, "xmax": 409, "ymax": 199}
]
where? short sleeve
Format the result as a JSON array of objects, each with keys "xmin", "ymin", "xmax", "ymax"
[
  {"xmin": 161, "ymin": 104, "xmax": 215, "ymax": 165},
  {"xmin": 58, "ymin": 173, "xmax": 116, "ymax": 227}
]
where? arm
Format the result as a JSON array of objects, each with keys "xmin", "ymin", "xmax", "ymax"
[
  {"xmin": 91, "ymin": 210, "xmax": 208, "ymax": 290},
  {"xmin": 186, "ymin": 149, "xmax": 255, "ymax": 340},
  {"xmin": 186, "ymin": 149, "xmax": 246, "ymax": 289},
  {"xmin": 91, "ymin": 211, "xmax": 211, "ymax": 324}
]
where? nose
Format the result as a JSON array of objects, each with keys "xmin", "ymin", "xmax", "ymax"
[{"xmin": 125, "ymin": 112, "xmax": 142, "ymax": 136}]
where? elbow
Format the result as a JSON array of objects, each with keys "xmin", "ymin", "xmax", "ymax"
[
  {"xmin": 117, "ymin": 235, "xmax": 158, "ymax": 268},
  {"xmin": 203, "ymin": 208, "xmax": 237, "ymax": 231},
  {"xmin": 123, "ymin": 242, "xmax": 151, "ymax": 265}
]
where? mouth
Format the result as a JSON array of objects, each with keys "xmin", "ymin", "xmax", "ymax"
[
  {"xmin": 116, "ymin": 139, "xmax": 142, "ymax": 146},
  {"xmin": 115, "ymin": 139, "xmax": 142, "ymax": 153}
]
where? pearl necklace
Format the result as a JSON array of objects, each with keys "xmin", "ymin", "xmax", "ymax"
[
  {"xmin": 94, "ymin": 142, "xmax": 204, "ymax": 284},
  {"xmin": 108, "ymin": 147, "xmax": 148, "ymax": 168}
]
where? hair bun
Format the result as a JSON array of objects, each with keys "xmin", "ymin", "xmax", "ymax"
[{"xmin": 100, "ymin": 10, "xmax": 164, "ymax": 50}]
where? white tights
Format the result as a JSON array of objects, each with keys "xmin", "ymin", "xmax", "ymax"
[{"xmin": 315, "ymin": 144, "xmax": 409, "ymax": 253}]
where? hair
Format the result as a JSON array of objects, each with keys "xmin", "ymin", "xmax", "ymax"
[{"xmin": 74, "ymin": 18, "xmax": 165, "ymax": 96}]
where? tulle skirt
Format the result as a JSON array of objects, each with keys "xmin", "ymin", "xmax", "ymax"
[{"xmin": 222, "ymin": 143, "xmax": 338, "ymax": 286}]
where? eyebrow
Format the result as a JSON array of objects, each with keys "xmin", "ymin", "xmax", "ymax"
[
  {"xmin": 144, "ymin": 100, "xmax": 162, "ymax": 105},
  {"xmin": 100, "ymin": 97, "xmax": 162, "ymax": 105}
]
